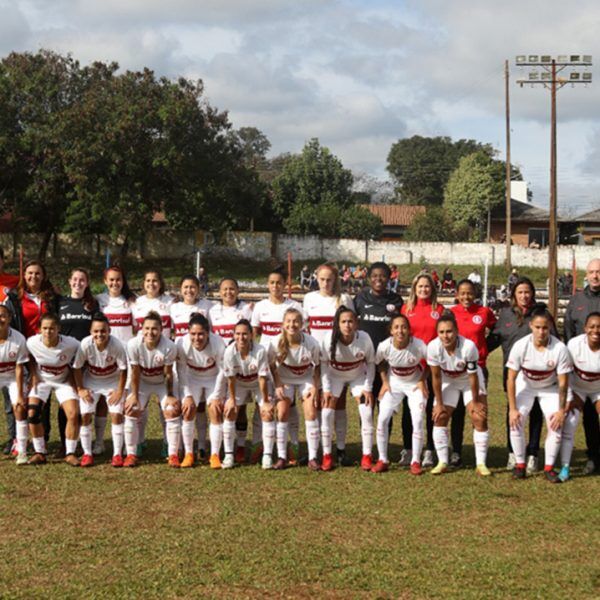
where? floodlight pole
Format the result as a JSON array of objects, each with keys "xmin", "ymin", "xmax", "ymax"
[
  {"xmin": 548, "ymin": 59, "xmax": 558, "ymax": 317},
  {"xmin": 505, "ymin": 59, "xmax": 512, "ymax": 271}
]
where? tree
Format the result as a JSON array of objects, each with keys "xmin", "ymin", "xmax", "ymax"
[
  {"xmin": 443, "ymin": 151, "xmax": 503, "ymax": 241},
  {"xmin": 235, "ymin": 126, "xmax": 271, "ymax": 169},
  {"xmin": 386, "ymin": 135, "xmax": 497, "ymax": 205},
  {"xmin": 403, "ymin": 206, "xmax": 465, "ymax": 242}
]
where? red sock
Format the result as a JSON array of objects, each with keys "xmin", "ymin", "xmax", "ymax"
[
  {"xmin": 544, "ymin": 465, "xmax": 553, "ymax": 472},
  {"xmin": 516, "ymin": 463, "xmax": 526, "ymax": 469}
]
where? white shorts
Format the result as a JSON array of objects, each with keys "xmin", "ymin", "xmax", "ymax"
[
  {"xmin": 382, "ymin": 383, "xmax": 426, "ymax": 414},
  {"xmin": 280, "ymin": 380, "xmax": 315, "ymax": 404},
  {"xmin": 230, "ymin": 384, "xmax": 271, "ymax": 407},
  {"xmin": 127, "ymin": 381, "xmax": 177, "ymax": 412},
  {"xmin": 29, "ymin": 381, "xmax": 78, "ymax": 405},
  {"xmin": 327, "ymin": 375, "xmax": 367, "ymax": 399},
  {"xmin": 5, "ymin": 381, "xmax": 23, "ymax": 406},
  {"xmin": 571, "ymin": 384, "xmax": 600, "ymax": 404},
  {"xmin": 79, "ymin": 385, "xmax": 125, "ymax": 416},
  {"xmin": 441, "ymin": 368, "xmax": 487, "ymax": 408},
  {"xmin": 182, "ymin": 376, "xmax": 225, "ymax": 406},
  {"xmin": 514, "ymin": 377, "xmax": 565, "ymax": 420}
]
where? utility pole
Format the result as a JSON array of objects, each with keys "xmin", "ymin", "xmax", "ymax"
[
  {"xmin": 505, "ymin": 59, "xmax": 512, "ymax": 271},
  {"xmin": 516, "ymin": 54, "xmax": 592, "ymax": 318}
]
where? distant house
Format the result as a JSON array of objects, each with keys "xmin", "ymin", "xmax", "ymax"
[
  {"xmin": 574, "ymin": 208, "xmax": 600, "ymax": 246},
  {"xmin": 361, "ymin": 204, "xmax": 426, "ymax": 240},
  {"xmin": 489, "ymin": 199, "xmax": 555, "ymax": 247}
]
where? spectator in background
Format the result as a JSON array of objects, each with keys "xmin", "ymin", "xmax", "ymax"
[
  {"xmin": 508, "ymin": 268, "xmax": 519, "ymax": 293},
  {"xmin": 431, "ymin": 269, "xmax": 440, "ymax": 290},
  {"xmin": 468, "ymin": 268, "xmax": 481, "ymax": 286},
  {"xmin": 299, "ymin": 265, "xmax": 311, "ymax": 290},
  {"xmin": 388, "ymin": 264, "xmax": 399, "ymax": 293},
  {"xmin": 198, "ymin": 266, "xmax": 209, "ymax": 294},
  {"xmin": 340, "ymin": 265, "xmax": 352, "ymax": 291}
]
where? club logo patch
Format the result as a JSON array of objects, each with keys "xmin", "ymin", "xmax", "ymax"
[
  {"xmin": 206, "ymin": 357, "xmax": 214, "ymax": 366},
  {"xmin": 356, "ymin": 350, "xmax": 365, "ymax": 359},
  {"xmin": 8, "ymin": 351, "xmax": 16, "ymax": 359},
  {"xmin": 407, "ymin": 356, "xmax": 416, "ymax": 364},
  {"xmin": 154, "ymin": 355, "xmax": 164, "ymax": 366},
  {"xmin": 249, "ymin": 363, "xmax": 257, "ymax": 372},
  {"xmin": 472, "ymin": 315, "xmax": 483, "ymax": 325},
  {"xmin": 59, "ymin": 353, "xmax": 67, "ymax": 361},
  {"xmin": 456, "ymin": 360, "xmax": 465, "ymax": 369},
  {"xmin": 106, "ymin": 356, "xmax": 114, "ymax": 364},
  {"xmin": 547, "ymin": 360, "xmax": 555, "ymax": 368},
  {"xmin": 386, "ymin": 304, "xmax": 397, "ymax": 313},
  {"xmin": 159, "ymin": 303, "xmax": 166, "ymax": 311},
  {"xmin": 431, "ymin": 311, "xmax": 440, "ymax": 320}
]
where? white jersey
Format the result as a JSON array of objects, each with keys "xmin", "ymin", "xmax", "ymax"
[
  {"xmin": 251, "ymin": 298, "xmax": 305, "ymax": 344},
  {"xmin": 303, "ymin": 291, "xmax": 354, "ymax": 344},
  {"xmin": 427, "ymin": 336, "xmax": 479, "ymax": 385},
  {"xmin": 132, "ymin": 294, "xmax": 174, "ymax": 339},
  {"xmin": 223, "ymin": 342, "xmax": 270, "ymax": 388},
  {"xmin": 321, "ymin": 330, "xmax": 375, "ymax": 391},
  {"xmin": 376, "ymin": 336, "xmax": 427, "ymax": 386},
  {"xmin": 170, "ymin": 299, "xmax": 213, "ymax": 339},
  {"xmin": 506, "ymin": 334, "xmax": 572, "ymax": 390},
  {"xmin": 126, "ymin": 335, "xmax": 176, "ymax": 385},
  {"xmin": 0, "ymin": 328, "xmax": 29, "ymax": 386},
  {"xmin": 567, "ymin": 334, "xmax": 600, "ymax": 395},
  {"xmin": 176, "ymin": 333, "xmax": 225, "ymax": 392},
  {"xmin": 73, "ymin": 335, "xmax": 128, "ymax": 385},
  {"xmin": 27, "ymin": 334, "xmax": 79, "ymax": 385},
  {"xmin": 96, "ymin": 293, "xmax": 135, "ymax": 343},
  {"xmin": 209, "ymin": 302, "xmax": 253, "ymax": 342},
  {"xmin": 266, "ymin": 333, "xmax": 321, "ymax": 384}
]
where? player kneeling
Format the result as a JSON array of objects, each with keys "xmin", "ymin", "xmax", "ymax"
[
  {"xmin": 222, "ymin": 320, "xmax": 272, "ymax": 469},
  {"xmin": 373, "ymin": 314, "xmax": 428, "ymax": 475},
  {"xmin": 0, "ymin": 305, "xmax": 30, "ymax": 465},
  {"xmin": 125, "ymin": 311, "xmax": 180, "ymax": 468},
  {"xmin": 176, "ymin": 313, "xmax": 226, "ymax": 468},
  {"xmin": 321, "ymin": 306, "xmax": 375, "ymax": 471},
  {"xmin": 267, "ymin": 308, "xmax": 321, "ymax": 470},
  {"xmin": 27, "ymin": 313, "xmax": 81, "ymax": 466},
  {"xmin": 427, "ymin": 314, "xmax": 491, "ymax": 476},
  {"xmin": 73, "ymin": 313, "xmax": 127, "ymax": 467}
]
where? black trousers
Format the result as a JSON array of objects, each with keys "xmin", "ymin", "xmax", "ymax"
[{"xmin": 583, "ymin": 397, "xmax": 600, "ymax": 462}]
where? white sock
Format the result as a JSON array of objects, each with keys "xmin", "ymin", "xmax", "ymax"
[
  {"xmin": 376, "ymin": 408, "xmax": 394, "ymax": 463},
  {"xmin": 125, "ymin": 416, "xmax": 138, "ymax": 456},
  {"xmin": 32, "ymin": 436, "xmax": 46, "ymax": 454},
  {"xmin": 544, "ymin": 426, "xmax": 562, "ymax": 469},
  {"xmin": 196, "ymin": 410, "xmax": 207, "ymax": 452},
  {"xmin": 111, "ymin": 422, "xmax": 124, "ymax": 457},
  {"xmin": 94, "ymin": 416, "xmax": 107, "ymax": 445},
  {"xmin": 182, "ymin": 419, "xmax": 195, "ymax": 454},
  {"xmin": 433, "ymin": 426, "xmax": 449, "ymax": 464},
  {"xmin": 276, "ymin": 421, "xmax": 289, "ymax": 459},
  {"xmin": 138, "ymin": 409, "xmax": 148, "ymax": 444},
  {"xmin": 252, "ymin": 407, "xmax": 262, "ymax": 445},
  {"xmin": 358, "ymin": 403, "xmax": 373, "ymax": 456},
  {"xmin": 16, "ymin": 419, "xmax": 28, "ymax": 454},
  {"xmin": 288, "ymin": 404, "xmax": 299, "ymax": 445},
  {"xmin": 510, "ymin": 422, "xmax": 526, "ymax": 465},
  {"xmin": 165, "ymin": 418, "xmax": 181, "ymax": 457},
  {"xmin": 560, "ymin": 410, "xmax": 580, "ymax": 466},
  {"xmin": 334, "ymin": 408, "xmax": 347, "ymax": 450},
  {"xmin": 262, "ymin": 420, "xmax": 276, "ymax": 456},
  {"xmin": 473, "ymin": 430, "xmax": 489, "ymax": 466},
  {"xmin": 410, "ymin": 406, "xmax": 424, "ymax": 464},
  {"xmin": 305, "ymin": 419, "xmax": 320, "ymax": 460},
  {"xmin": 321, "ymin": 407, "xmax": 335, "ymax": 454},
  {"xmin": 223, "ymin": 420, "xmax": 236, "ymax": 454},
  {"xmin": 209, "ymin": 423, "xmax": 223, "ymax": 456},
  {"xmin": 80, "ymin": 424, "xmax": 93, "ymax": 455},
  {"xmin": 66, "ymin": 438, "xmax": 78, "ymax": 455}
]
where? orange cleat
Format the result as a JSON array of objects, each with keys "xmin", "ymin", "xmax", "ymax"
[
  {"xmin": 321, "ymin": 453, "xmax": 334, "ymax": 472},
  {"xmin": 210, "ymin": 453, "xmax": 222, "ymax": 469},
  {"xmin": 180, "ymin": 453, "xmax": 195, "ymax": 468},
  {"xmin": 360, "ymin": 454, "xmax": 373, "ymax": 471},
  {"xmin": 371, "ymin": 460, "xmax": 389, "ymax": 473},
  {"xmin": 168, "ymin": 454, "xmax": 181, "ymax": 468},
  {"xmin": 111, "ymin": 455, "xmax": 124, "ymax": 468},
  {"xmin": 123, "ymin": 454, "xmax": 138, "ymax": 468}
]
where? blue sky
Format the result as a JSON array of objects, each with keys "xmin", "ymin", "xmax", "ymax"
[{"xmin": 2, "ymin": 0, "xmax": 599, "ymax": 215}]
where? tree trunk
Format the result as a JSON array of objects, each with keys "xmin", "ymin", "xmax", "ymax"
[
  {"xmin": 119, "ymin": 235, "xmax": 129, "ymax": 262},
  {"xmin": 38, "ymin": 227, "xmax": 54, "ymax": 261}
]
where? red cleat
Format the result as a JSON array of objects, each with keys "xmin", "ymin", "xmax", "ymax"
[
  {"xmin": 80, "ymin": 454, "xmax": 94, "ymax": 468},
  {"xmin": 10, "ymin": 439, "xmax": 18, "ymax": 457},
  {"xmin": 123, "ymin": 454, "xmax": 138, "ymax": 468},
  {"xmin": 111, "ymin": 454, "xmax": 124, "ymax": 468},
  {"xmin": 235, "ymin": 446, "xmax": 246, "ymax": 465},
  {"xmin": 321, "ymin": 453, "xmax": 334, "ymax": 472},
  {"xmin": 361, "ymin": 454, "xmax": 373, "ymax": 471},
  {"xmin": 371, "ymin": 459, "xmax": 389, "ymax": 473},
  {"xmin": 410, "ymin": 461, "xmax": 423, "ymax": 476},
  {"xmin": 168, "ymin": 454, "xmax": 181, "ymax": 468},
  {"xmin": 249, "ymin": 442, "xmax": 263, "ymax": 465}
]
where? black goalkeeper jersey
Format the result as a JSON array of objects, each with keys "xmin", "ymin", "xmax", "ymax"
[{"xmin": 354, "ymin": 288, "xmax": 404, "ymax": 350}]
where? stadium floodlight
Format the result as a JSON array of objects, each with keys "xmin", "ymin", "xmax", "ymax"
[
  {"xmin": 528, "ymin": 54, "xmax": 539, "ymax": 62},
  {"xmin": 528, "ymin": 71, "xmax": 539, "ymax": 80},
  {"xmin": 570, "ymin": 72, "xmax": 581, "ymax": 80},
  {"xmin": 583, "ymin": 72, "xmax": 592, "ymax": 81},
  {"xmin": 570, "ymin": 55, "xmax": 581, "ymax": 63},
  {"xmin": 541, "ymin": 55, "xmax": 552, "ymax": 63},
  {"xmin": 516, "ymin": 55, "xmax": 527, "ymax": 64},
  {"xmin": 557, "ymin": 55, "xmax": 568, "ymax": 64}
]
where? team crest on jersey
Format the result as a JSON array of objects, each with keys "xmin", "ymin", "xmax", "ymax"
[
  {"xmin": 159, "ymin": 303, "xmax": 166, "ymax": 311},
  {"xmin": 106, "ymin": 356, "xmax": 114, "ymax": 364},
  {"xmin": 456, "ymin": 360, "xmax": 465, "ymax": 369},
  {"xmin": 431, "ymin": 311, "xmax": 440, "ymax": 320},
  {"xmin": 472, "ymin": 315, "xmax": 483, "ymax": 325},
  {"xmin": 206, "ymin": 357, "xmax": 215, "ymax": 366},
  {"xmin": 8, "ymin": 350, "xmax": 16, "ymax": 359},
  {"xmin": 356, "ymin": 350, "xmax": 365, "ymax": 359},
  {"xmin": 59, "ymin": 353, "xmax": 67, "ymax": 361},
  {"xmin": 249, "ymin": 363, "xmax": 257, "ymax": 372},
  {"xmin": 154, "ymin": 355, "xmax": 164, "ymax": 366},
  {"xmin": 407, "ymin": 356, "xmax": 416, "ymax": 365},
  {"xmin": 236, "ymin": 312, "xmax": 243, "ymax": 320},
  {"xmin": 386, "ymin": 304, "xmax": 396, "ymax": 313},
  {"xmin": 547, "ymin": 360, "xmax": 555, "ymax": 368}
]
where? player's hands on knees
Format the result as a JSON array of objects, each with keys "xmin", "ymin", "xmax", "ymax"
[
  {"xmin": 78, "ymin": 387, "xmax": 93, "ymax": 404},
  {"xmin": 362, "ymin": 391, "xmax": 374, "ymax": 407},
  {"xmin": 549, "ymin": 408, "xmax": 566, "ymax": 431},
  {"xmin": 305, "ymin": 385, "xmax": 317, "ymax": 408},
  {"xmin": 107, "ymin": 389, "xmax": 122, "ymax": 406},
  {"xmin": 509, "ymin": 408, "xmax": 522, "ymax": 429},
  {"xmin": 432, "ymin": 403, "xmax": 447, "ymax": 421},
  {"xmin": 182, "ymin": 396, "xmax": 195, "ymax": 418},
  {"xmin": 378, "ymin": 382, "xmax": 390, "ymax": 400},
  {"xmin": 322, "ymin": 391, "xmax": 334, "ymax": 408}
]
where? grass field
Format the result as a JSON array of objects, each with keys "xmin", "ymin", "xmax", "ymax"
[{"xmin": 1, "ymin": 351, "xmax": 599, "ymax": 599}]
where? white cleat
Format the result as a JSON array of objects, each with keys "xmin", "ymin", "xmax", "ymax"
[
  {"xmin": 583, "ymin": 459, "xmax": 596, "ymax": 475},
  {"xmin": 506, "ymin": 452, "xmax": 516, "ymax": 471},
  {"xmin": 398, "ymin": 449, "xmax": 412, "ymax": 467},
  {"xmin": 222, "ymin": 454, "xmax": 235, "ymax": 469},
  {"xmin": 526, "ymin": 455, "xmax": 538, "ymax": 475},
  {"xmin": 422, "ymin": 450, "xmax": 435, "ymax": 468},
  {"xmin": 92, "ymin": 440, "xmax": 105, "ymax": 456},
  {"xmin": 261, "ymin": 454, "xmax": 273, "ymax": 470}
]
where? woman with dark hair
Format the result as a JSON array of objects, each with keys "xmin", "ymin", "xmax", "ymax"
[
  {"xmin": 170, "ymin": 275, "xmax": 213, "ymax": 339},
  {"xmin": 132, "ymin": 270, "xmax": 174, "ymax": 339},
  {"xmin": 97, "ymin": 265, "xmax": 137, "ymax": 344},
  {"xmin": 488, "ymin": 276, "xmax": 546, "ymax": 473}
]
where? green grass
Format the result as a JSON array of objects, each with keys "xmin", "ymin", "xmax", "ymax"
[{"xmin": 1, "ymin": 352, "xmax": 599, "ymax": 599}]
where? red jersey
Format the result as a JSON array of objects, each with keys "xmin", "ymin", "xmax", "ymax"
[
  {"xmin": 21, "ymin": 293, "xmax": 50, "ymax": 338},
  {"xmin": 0, "ymin": 273, "xmax": 19, "ymax": 290},
  {"xmin": 401, "ymin": 299, "xmax": 441, "ymax": 344},
  {"xmin": 450, "ymin": 303, "xmax": 497, "ymax": 367}
]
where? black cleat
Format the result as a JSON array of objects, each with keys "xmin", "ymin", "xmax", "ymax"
[
  {"xmin": 512, "ymin": 465, "xmax": 526, "ymax": 480},
  {"xmin": 337, "ymin": 448, "xmax": 352, "ymax": 467},
  {"xmin": 544, "ymin": 469, "xmax": 561, "ymax": 484}
]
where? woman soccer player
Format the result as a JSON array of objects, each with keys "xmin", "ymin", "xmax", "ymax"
[
  {"xmin": 401, "ymin": 273, "xmax": 442, "ymax": 467},
  {"xmin": 252, "ymin": 270, "xmax": 305, "ymax": 462},
  {"xmin": 267, "ymin": 308, "xmax": 321, "ymax": 470},
  {"xmin": 506, "ymin": 306, "xmax": 572, "ymax": 483},
  {"xmin": 562, "ymin": 312, "xmax": 600, "ymax": 481},
  {"xmin": 427, "ymin": 314, "xmax": 490, "ymax": 476},
  {"xmin": 124, "ymin": 311, "xmax": 180, "ymax": 468},
  {"xmin": 303, "ymin": 263, "xmax": 354, "ymax": 465},
  {"xmin": 96, "ymin": 266, "xmax": 136, "ymax": 344},
  {"xmin": 132, "ymin": 270, "xmax": 174, "ymax": 338},
  {"xmin": 449, "ymin": 278, "xmax": 497, "ymax": 467},
  {"xmin": 0, "ymin": 305, "xmax": 30, "ymax": 466},
  {"xmin": 26, "ymin": 313, "xmax": 81, "ymax": 466},
  {"xmin": 73, "ymin": 313, "xmax": 128, "ymax": 467},
  {"xmin": 372, "ymin": 314, "xmax": 427, "ymax": 475},
  {"xmin": 176, "ymin": 313, "xmax": 226, "ymax": 468},
  {"xmin": 170, "ymin": 275, "xmax": 213, "ymax": 339},
  {"xmin": 209, "ymin": 278, "xmax": 254, "ymax": 463},
  {"xmin": 222, "ymin": 320, "xmax": 271, "ymax": 469},
  {"xmin": 320, "ymin": 306, "xmax": 375, "ymax": 471}
]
